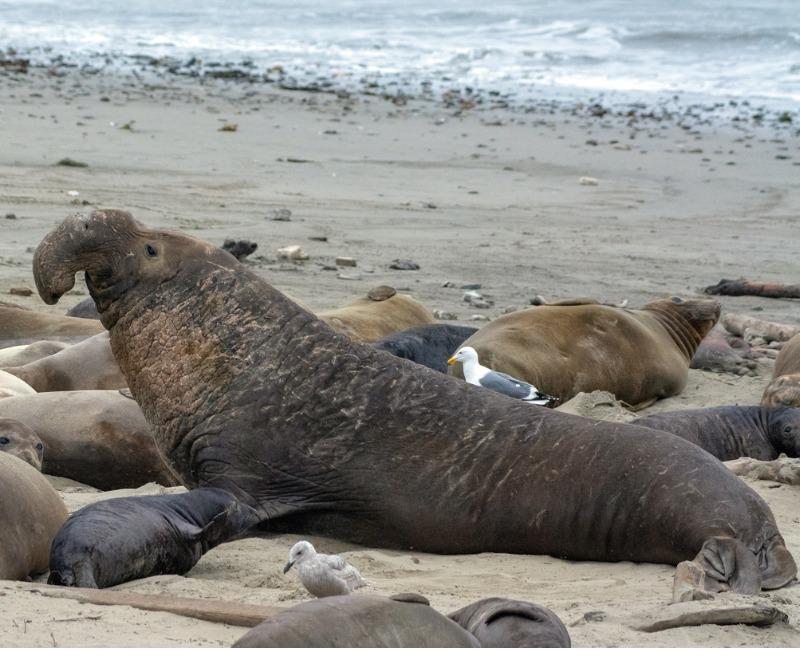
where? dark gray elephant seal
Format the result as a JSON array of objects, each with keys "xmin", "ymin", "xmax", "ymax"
[
  {"xmin": 0, "ymin": 417, "xmax": 44, "ymax": 470},
  {"xmin": 634, "ymin": 406, "xmax": 800, "ymax": 461},
  {"xmin": 233, "ymin": 593, "xmax": 480, "ymax": 647},
  {"xmin": 373, "ymin": 324, "xmax": 479, "ymax": 373},
  {"xmin": 31, "ymin": 210, "xmax": 797, "ymax": 594},
  {"xmin": 48, "ymin": 488, "xmax": 258, "ymax": 588},
  {"xmin": 65, "ymin": 296, "xmax": 101, "ymax": 320},
  {"xmin": 449, "ymin": 598, "xmax": 571, "ymax": 648}
]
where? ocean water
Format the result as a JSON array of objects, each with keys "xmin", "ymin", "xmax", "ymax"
[{"xmin": 1, "ymin": 0, "xmax": 798, "ymax": 107}]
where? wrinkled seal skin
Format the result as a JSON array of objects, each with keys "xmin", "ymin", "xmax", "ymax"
[
  {"xmin": 0, "ymin": 453, "xmax": 67, "ymax": 580},
  {"xmin": 634, "ymin": 406, "xmax": 800, "ymax": 462},
  {"xmin": 48, "ymin": 488, "xmax": 259, "ymax": 588},
  {"xmin": 450, "ymin": 297, "xmax": 720, "ymax": 408},
  {"xmin": 763, "ymin": 334, "xmax": 800, "ymax": 408},
  {"xmin": 0, "ymin": 417, "xmax": 44, "ymax": 470},
  {"xmin": 233, "ymin": 593, "xmax": 480, "ymax": 648},
  {"xmin": 0, "ymin": 390, "xmax": 176, "ymax": 489},
  {"xmin": 32, "ymin": 210, "xmax": 797, "ymax": 594},
  {"xmin": 449, "ymin": 598, "xmax": 571, "ymax": 648},
  {"xmin": 3, "ymin": 332, "xmax": 125, "ymax": 392},
  {"xmin": 373, "ymin": 324, "xmax": 479, "ymax": 373}
]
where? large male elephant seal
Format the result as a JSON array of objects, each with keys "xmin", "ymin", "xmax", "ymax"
[
  {"xmin": 0, "ymin": 390, "xmax": 175, "ymax": 489},
  {"xmin": 374, "ymin": 324, "xmax": 479, "ymax": 373},
  {"xmin": 3, "ymin": 332, "xmax": 125, "ymax": 392},
  {"xmin": 0, "ymin": 417, "xmax": 44, "ymax": 470},
  {"xmin": 0, "ymin": 300, "xmax": 103, "ymax": 343},
  {"xmin": 0, "ymin": 340, "xmax": 70, "ymax": 366},
  {"xmin": 449, "ymin": 598, "xmax": 571, "ymax": 648},
  {"xmin": 32, "ymin": 210, "xmax": 797, "ymax": 594},
  {"xmin": 318, "ymin": 286, "xmax": 435, "ymax": 342},
  {"xmin": 451, "ymin": 297, "xmax": 720, "ymax": 408},
  {"xmin": 233, "ymin": 593, "xmax": 480, "ymax": 647},
  {"xmin": 763, "ymin": 334, "xmax": 800, "ymax": 408},
  {"xmin": 0, "ymin": 453, "xmax": 68, "ymax": 580},
  {"xmin": 49, "ymin": 488, "xmax": 258, "ymax": 588},
  {"xmin": 634, "ymin": 406, "xmax": 800, "ymax": 462}
]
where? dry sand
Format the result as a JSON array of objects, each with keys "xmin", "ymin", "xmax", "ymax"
[{"xmin": 1, "ymin": 67, "xmax": 799, "ymax": 647}]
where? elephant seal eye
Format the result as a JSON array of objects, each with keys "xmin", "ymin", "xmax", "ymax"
[
  {"xmin": 0, "ymin": 437, "xmax": 8, "ymax": 445},
  {"xmin": 785, "ymin": 426, "xmax": 793, "ymax": 434},
  {"xmin": 145, "ymin": 244, "xmax": 158, "ymax": 258},
  {"xmin": 671, "ymin": 297, "xmax": 684, "ymax": 304},
  {"xmin": 36, "ymin": 442, "xmax": 44, "ymax": 451}
]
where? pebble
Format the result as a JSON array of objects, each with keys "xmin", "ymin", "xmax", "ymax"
[
  {"xmin": 9, "ymin": 287, "xmax": 33, "ymax": 297},
  {"xmin": 337, "ymin": 273, "xmax": 361, "ymax": 281},
  {"xmin": 335, "ymin": 257, "xmax": 357, "ymax": 267},
  {"xmin": 56, "ymin": 157, "xmax": 89, "ymax": 167},
  {"xmin": 389, "ymin": 259, "xmax": 420, "ymax": 271},
  {"xmin": 461, "ymin": 283, "xmax": 481, "ymax": 290},
  {"xmin": 463, "ymin": 290, "xmax": 494, "ymax": 308},
  {"xmin": 529, "ymin": 295, "xmax": 548, "ymax": 306},
  {"xmin": 268, "ymin": 208, "xmax": 292, "ymax": 221},
  {"xmin": 433, "ymin": 310, "xmax": 458, "ymax": 320},
  {"xmin": 579, "ymin": 176, "xmax": 599, "ymax": 186},
  {"xmin": 469, "ymin": 314, "xmax": 489, "ymax": 322},
  {"xmin": 276, "ymin": 245, "xmax": 309, "ymax": 260},
  {"xmin": 218, "ymin": 123, "xmax": 238, "ymax": 132},
  {"xmin": 308, "ymin": 236, "xmax": 328, "ymax": 242},
  {"xmin": 4, "ymin": 213, "xmax": 16, "ymax": 220}
]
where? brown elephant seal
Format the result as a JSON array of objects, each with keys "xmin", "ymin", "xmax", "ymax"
[
  {"xmin": 0, "ymin": 340, "xmax": 70, "ymax": 366},
  {"xmin": 0, "ymin": 390, "xmax": 175, "ymax": 489},
  {"xmin": 233, "ymin": 593, "xmax": 480, "ymax": 647},
  {"xmin": 49, "ymin": 488, "xmax": 259, "ymax": 588},
  {"xmin": 449, "ymin": 598, "xmax": 571, "ymax": 648},
  {"xmin": 318, "ymin": 286, "xmax": 435, "ymax": 342},
  {"xmin": 634, "ymin": 406, "xmax": 800, "ymax": 462},
  {"xmin": 763, "ymin": 334, "xmax": 800, "ymax": 408},
  {"xmin": 32, "ymin": 210, "xmax": 796, "ymax": 595},
  {"xmin": 0, "ymin": 453, "xmax": 68, "ymax": 579},
  {"xmin": 0, "ymin": 417, "xmax": 44, "ymax": 470},
  {"xmin": 3, "ymin": 332, "xmax": 125, "ymax": 392},
  {"xmin": 0, "ymin": 369, "xmax": 36, "ymax": 399},
  {"xmin": 450, "ymin": 297, "xmax": 720, "ymax": 408},
  {"xmin": 0, "ymin": 300, "xmax": 103, "ymax": 343}
]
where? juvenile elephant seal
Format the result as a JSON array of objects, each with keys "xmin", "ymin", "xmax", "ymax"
[
  {"xmin": 763, "ymin": 334, "xmax": 800, "ymax": 408},
  {"xmin": 3, "ymin": 332, "xmax": 125, "ymax": 392},
  {"xmin": 0, "ymin": 340, "xmax": 70, "ymax": 366},
  {"xmin": 449, "ymin": 598, "xmax": 571, "ymax": 648},
  {"xmin": 691, "ymin": 327, "xmax": 757, "ymax": 376},
  {"xmin": 65, "ymin": 296, "xmax": 101, "ymax": 320},
  {"xmin": 318, "ymin": 286, "xmax": 435, "ymax": 342},
  {"xmin": 451, "ymin": 297, "xmax": 720, "ymax": 408},
  {"xmin": 634, "ymin": 406, "xmax": 800, "ymax": 461},
  {"xmin": 374, "ymin": 324, "xmax": 479, "ymax": 373},
  {"xmin": 0, "ymin": 369, "xmax": 36, "ymax": 399},
  {"xmin": 0, "ymin": 300, "xmax": 103, "ymax": 342},
  {"xmin": 0, "ymin": 417, "xmax": 44, "ymax": 470},
  {"xmin": 32, "ymin": 210, "xmax": 797, "ymax": 594},
  {"xmin": 0, "ymin": 390, "xmax": 175, "ymax": 489},
  {"xmin": 233, "ymin": 593, "xmax": 480, "ymax": 647},
  {"xmin": 0, "ymin": 453, "xmax": 68, "ymax": 579},
  {"xmin": 48, "ymin": 488, "xmax": 258, "ymax": 588}
]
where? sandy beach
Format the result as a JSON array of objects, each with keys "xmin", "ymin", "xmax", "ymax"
[{"xmin": 1, "ymin": 64, "xmax": 800, "ymax": 647}]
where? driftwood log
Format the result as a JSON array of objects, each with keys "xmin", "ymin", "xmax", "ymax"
[
  {"xmin": 705, "ymin": 279, "xmax": 800, "ymax": 300},
  {"xmin": 722, "ymin": 314, "xmax": 800, "ymax": 344}
]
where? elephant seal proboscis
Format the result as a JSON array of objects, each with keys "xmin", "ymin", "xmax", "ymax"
[
  {"xmin": 3, "ymin": 332, "xmax": 125, "ymax": 392},
  {"xmin": 48, "ymin": 488, "xmax": 258, "ymax": 588},
  {"xmin": 373, "ymin": 324, "xmax": 479, "ymax": 373},
  {"xmin": 449, "ymin": 597, "xmax": 571, "ymax": 648},
  {"xmin": 450, "ymin": 297, "xmax": 720, "ymax": 408},
  {"xmin": 634, "ymin": 406, "xmax": 800, "ymax": 461},
  {"xmin": 0, "ymin": 300, "xmax": 104, "ymax": 342},
  {"xmin": 763, "ymin": 334, "xmax": 800, "ymax": 408},
  {"xmin": 0, "ymin": 369, "xmax": 36, "ymax": 399},
  {"xmin": 0, "ymin": 390, "xmax": 176, "ymax": 489},
  {"xmin": 0, "ymin": 453, "xmax": 67, "ymax": 579},
  {"xmin": 32, "ymin": 210, "xmax": 797, "ymax": 595},
  {"xmin": 0, "ymin": 417, "xmax": 44, "ymax": 470},
  {"xmin": 233, "ymin": 593, "xmax": 480, "ymax": 647},
  {"xmin": 0, "ymin": 340, "xmax": 70, "ymax": 366}
]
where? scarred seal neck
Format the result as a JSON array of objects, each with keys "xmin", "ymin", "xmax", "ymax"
[{"xmin": 644, "ymin": 303, "xmax": 701, "ymax": 362}]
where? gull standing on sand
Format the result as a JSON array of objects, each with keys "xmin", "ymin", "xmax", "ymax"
[
  {"xmin": 448, "ymin": 346, "xmax": 558, "ymax": 406},
  {"xmin": 283, "ymin": 540, "xmax": 368, "ymax": 598}
]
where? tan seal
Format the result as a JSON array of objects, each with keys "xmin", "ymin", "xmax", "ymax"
[
  {"xmin": 0, "ymin": 300, "xmax": 103, "ymax": 343},
  {"xmin": 0, "ymin": 417, "xmax": 44, "ymax": 470},
  {"xmin": 762, "ymin": 334, "xmax": 800, "ymax": 408}
]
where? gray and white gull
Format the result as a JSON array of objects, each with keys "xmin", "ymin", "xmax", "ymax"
[{"xmin": 283, "ymin": 540, "xmax": 368, "ymax": 598}]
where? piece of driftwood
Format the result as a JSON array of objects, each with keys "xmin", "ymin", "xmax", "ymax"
[
  {"xmin": 16, "ymin": 583, "xmax": 281, "ymax": 628},
  {"xmin": 705, "ymin": 279, "xmax": 800, "ymax": 299},
  {"xmin": 725, "ymin": 455, "xmax": 800, "ymax": 486},
  {"xmin": 722, "ymin": 313, "xmax": 800, "ymax": 344},
  {"xmin": 632, "ymin": 602, "xmax": 788, "ymax": 633}
]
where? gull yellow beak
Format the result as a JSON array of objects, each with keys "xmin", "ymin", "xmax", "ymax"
[{"xmin": 447, "ymin": 356, "xmax": 456, "ymax": 366}]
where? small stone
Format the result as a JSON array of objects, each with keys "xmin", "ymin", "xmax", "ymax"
[
  {"xmin": 579, "ymin": 176, "xmax": 599, "ymax": 186},
  {"xmin": 218, "ymin": 123, "xmax": 238, "ymax": 132},
  {"xmin": 308, "ymin": 236, "xmax": 328, "ymax": 242},
  {"xmin": 529, "ymin": 295, "xmax": 548, "ymax": 306},
  {"xmin": 423, "ymin": 202, "xmax": 437, "ymax": 209},
  {"xmin": 269, "ymin": 208, "xmax": 292, "ymax": 221},
  {"xmin": 469, "ymin": 314, "xmax": 489, "ymax": 321},
  {"xmin": 463, "ymin": 291, "xmax": 494, "ymax": 308},
  {"xmin": 4, "ymin": 213, "xmax": 16, "ymax": 220},
  {"xmin": 672, "ymin": 561, "xmax": 712, "ymax": 603},
  {"xmin": 367, "ymin": 286, "xmax": 397, "ymax": 301},
  {"xmin": 585, "ymin": 139, "xmax": 598, "ymax": 146},
  {"xmin": 337, "ymin": 273, "xmax": 361, "ymax": 281},
  {"xmin": 276, "ymin": 245, "xmax": 309, "ymax": 260},
  {"xmin": 335, "ymin": 256, "xmax": 357, "ymax": 267},
  {"xmin": 9, "ymin": 287, "xmax": 33, "ymax": 297},
  {"xmin": 433, "ymin": 310, "xmax": 458, "ymax": 320},
  {"xmin": 460, "ymin": 283, "xmax": 481, "ymax": 290},
  {"xmin": 56, "ymin": 157, "xmax": 89, "ymax": 167},
  {"xmin": 222, "ymin": 239, "xmax": 258, "ymax": 261},
  {"xmin": 389, "ymin": 259, "xmax": 420, "ymax": 271},
  {"xmin": 582, "ymin": 611, "xmax": 607, "ymax": 623},
  {"xmin": 441, "ymin": 281, "xmax": 455, "ymax": 288}
]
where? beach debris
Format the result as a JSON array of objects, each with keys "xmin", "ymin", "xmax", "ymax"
[
  {"xmin": 423, "ymin": 202, "xmax": 437, "ymax": 209},
  {"xmin": 119, "ymin": 121, "xmax": 135, "ymax": 131},
  {"xmin": 367, "ymin": 286, "xmax": 397, "ymax": 301},
  {"xmin": 579, "ymin": 176, "xmax": 599, "ymax": 186},
  {"xmin": 276, "ymin": 245, "xmax": 308, "ymax": 261},
  {"xmin": 337, "ymin": 273, "xmax": 361, "ymax": 281},
  {"xmin": 283, "ymin": 540, "xmax": 367, "ymax": 598},
  {"xmin": 222, "ymin": 239, "xmax": 258, "ymax": 261},
  {"xmin": 0, "ymin": 57, "xmax": 29, "ymax": 73},
  {"xmin": 9, "ymin": 287, "xmax": 33, "ymax": 297},
  {"xmin": 4, "ymin": 213, "xmax": 16, "ymax": 220},
  {"xmin": 529, "ymin": 295, "xmax": 548, "ymax": 305},
  {"xmin": 725, "ymin": 455, "xmax": 800, "ymax": 486},
  {"xmin": 335, "ymin": 257, "xmax": 357, "ymax": 267},
  {"xmin": 722, "ymin": 313, "xmax": 800, "ymax": 344},
  {"xmin": 469, "ymin": 314, "xmax": 489, "ymax": 321},
  {"xmin": 218, "ymin": 123, "xmax": 238, "ymax": 132},
  {"xmin": 56, "ymin": 158, "xmax": 88, "ymax": 168},
  {"xmin": 671, "ymin": 560, "xmax": 713, "ymax": 603},
  {"xmin": 463, "ymin": 290, "xmax": 493, "ymax": 309},
  {"xmin": 778, "ymin": 112, "xmax": 793, "ymax": 123},
  {"xmin": 308, "ymin": 236, "xmax": 328, "ymax": 242},
  {"xmin": 433, "ymin": 310, "xmax": 458, "ymax": 320},
  {"xmin": 268, "ymin": 208, "xmax": 292, "ymax": 222},
  {"xmin": 389, "ymin": 259, "xmax": 420, "ymax": 271},
  {"xmin": 461, "ymin": 283, "xmax": 481, "ymax": 290},
  {"xmin": 704, "ymin": 278, "xmax": 800, "ymax": 300},
  {"xmin": 631, "ymin": 601, "xmax": 788, "ymax": 632},
  {"xmin": 66, "ymin": 191, "xmax": 80, "ymax": 197}
]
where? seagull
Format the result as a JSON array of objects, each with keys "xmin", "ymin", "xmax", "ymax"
[
  {"xmin": 447, "ymin": 346, "xmax": 558, "ymax": 406},
  {"xmin": 283, "ymin": 540, "xmax": 368, "ymax": 598}
]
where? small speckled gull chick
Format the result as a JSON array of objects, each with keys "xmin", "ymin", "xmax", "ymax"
[
  {"xmin": 448, "ymin": 346, "xmax": 557, "ymax": 406},
  {"xmin": 283, "ymin": 540, "xmax": 368, "ymax": 598}
]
